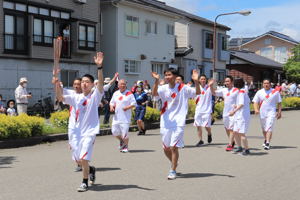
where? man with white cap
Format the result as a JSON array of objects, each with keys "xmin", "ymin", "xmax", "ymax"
[{"xmin": 15, "ymin": 77, "xmax": 32, "ymax": 114}]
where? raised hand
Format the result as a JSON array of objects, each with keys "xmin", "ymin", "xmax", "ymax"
[
  {"xmin": 94, "ymin": 52, "xmax": 104, "ymax": 67},
  {"xmin": 208, "ymin": 79, "xmax": 215, "ymax": 87},
  {"xmin": 151, "ymin": 72, "xmax": 160, "ymax": 80},
  {"xmin": 191, "ymin": 69, "xmax": 199, "ymax": 82}
]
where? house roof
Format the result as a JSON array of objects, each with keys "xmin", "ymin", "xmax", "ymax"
[
  {"xmin": 101, "ymin": 0, "xmax": 230, "ymax": 30},
  {"xmin": 229, "ymin": 50, "xmax": 283, "ymax": 69},
  {"xmin": 228, "ymin": 37, "xmax": 255, "ymax": 48}
]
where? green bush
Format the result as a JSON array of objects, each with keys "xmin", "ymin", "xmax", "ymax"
[
  {"xmin": 214, "ymin": 101, "xmax": 224, "ymax": 119},
  {"xmin": 50, "ymin": 110, "xmax": 69, "ymax": 129},
  {"xmin": 0, "ymin": 114, "xmax": 45, "ymax": 140},
  {"xmin": 188, "ymin": 99, "xmax": 196, "ymax": 118},
  {"xmin": 132, "ymin": 106, "xmax": 161, "ymax": 124},
  {"xmin": 282, "ymin": 97, "xmax": 300, "ymax": 108}
]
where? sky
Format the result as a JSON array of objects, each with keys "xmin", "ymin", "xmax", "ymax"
[{"xmin": 163, "ymin": 0, "xmax": 300, "ymax": 41}]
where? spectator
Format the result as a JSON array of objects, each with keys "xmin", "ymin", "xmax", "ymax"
[
  {"xmin": 15, "ymin": 77, "xmax": 32, "ymax": 115},
  {"xmin": 134, "ymin": 85, "xmax": 148, "ymax": 135},
  {"xmin": 281, "ymin": 81, "xmax": 288, "ymax": 96},
  {"xmin": 176, "ymin": 75, "xmax": 184, "ymax": 84},
  {"xmin": 289, "ymin": 82, "xmax": 297, "ymax": 96},
  {"xmin": 6, "ymin": 100, "xmax": 17, "ymax": 116},
  {"xmin": 143, "ymin": 81, "xmax": 152, "ymax": 107},
  {"xmin": 297, "ymin": 84, "xmax": 300, "ymax": 97},
  {"xmin": 0, "ymin": 94, "xmax": 6, "ymax": 114},
  {"xmin": 131, "ymin": 81, "xmax": 137, "ymax": 93},
  {"xmin": 248, "ymin": 81, "xmax": 256, "ymax": 100}
]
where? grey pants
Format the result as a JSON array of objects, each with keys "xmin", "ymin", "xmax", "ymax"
[{"xmin": 17, "ymin": 104, "xmax": 28, "ymax": 115}]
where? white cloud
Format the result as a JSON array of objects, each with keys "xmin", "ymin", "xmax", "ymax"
[
  {"xmin": 163, "ymin": 0, "xmax": 202, "ymax": 14},
  {"xmin": 220, "ymin": 3, "xmax": 300, "ymax": 41}
]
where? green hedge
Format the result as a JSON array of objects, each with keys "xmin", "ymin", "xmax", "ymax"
[
  {"xmin": 282, "ymin": 97, "xmax": 300, "ymax": 108},
  {"xmin": 0, "ymin": 114, "xmax": 45, "ymax": 140},
  {"xmin": 49, "ymin": 109, "xmax": 69, "ymax": 129}
]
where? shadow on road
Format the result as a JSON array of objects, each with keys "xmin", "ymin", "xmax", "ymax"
[
  {"xmin": 0, "ymin": 156, "xmax": 16, "ymax": 168},
  {"xmin": 248, "ymin": 152, "xmax": 268, "ymax": 156},
  {"xmin": 177, "ymin": 172, "xmax": 235, "ymax": 179},
  {"xmin": 90, "ymin": 184, "xmax": 154, "ymax": 192},
  {"xmin": 96, "ymin": 167, "xmax": 121, "ymax": 172},
  {"xmin": 129, "ymin": 150, "xmax": 155, "ymax": 153},
  {"xmin": 184, "ymin": 143, "xmax": 227, "ymax": 149},
  {"xmin": 142, "ymin": 134, "xmax": 160, "ymax": 137},
  {"xmin": 271, "ymin": 146, "xmax": 298, "ymax": 149}
]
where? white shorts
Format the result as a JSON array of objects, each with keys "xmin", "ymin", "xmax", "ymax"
[
  {"xmin": 70, "ymin": 135, "xmax": 96, "ymax": 162},
  {"xmin": 233, "ymin": 118, "xmax": 250, "ymax": 134},
  {"xmin": 194, "ymin": 113, "xmax": 212, "ymax": 127},
  {"xmin": 112, "ymin": 124, "xmax": 130, "ymax": 139},
  {"xmin": 160, "ymin": 127, "xmax": 184, "ymax": 149},
  {"xmin": 223, "ymin": 116, "xmax": 235, "ymax": 130},
  {"xmin": 260, "ymin": 116, "xmax": 276, "ymax": 132}
]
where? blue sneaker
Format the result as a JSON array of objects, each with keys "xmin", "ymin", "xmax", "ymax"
[{"xmin": 167, "ymin": 170, "xmax": 176, "ymax": 180}]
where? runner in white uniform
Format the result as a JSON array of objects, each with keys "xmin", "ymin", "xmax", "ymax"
[
  {"xmin": 253, "ymin": 79, "xmax": 282, "ymax": 150},
  {"xmin": 152, "ymin": 68, "xmax": 200, "ymax": 180},
  {"xmin": 62, "ymin": 78, "xmax": 83, "ymax": 172},
  {"xmin": 194, "ymin": 75, "xmax": 215, "ymax": 146},
  {"xmin": 53, "ymin": 52, "xmax": 105, "ymax": 192},
  {"xmin": 110, "ymin": 79, "xmax": 136, "ymax": 153},
  {"xmin": 229, "ymin": 78, "xmax": 251, "ymax": 155},
  {"xmin": 215, "ymin": 76, "xmax": 239, "ymax": 151}
]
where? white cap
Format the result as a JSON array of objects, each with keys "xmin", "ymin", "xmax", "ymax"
[{"xmin": 19, "ymin": 77, "xmax": 28, "ymax": 83}]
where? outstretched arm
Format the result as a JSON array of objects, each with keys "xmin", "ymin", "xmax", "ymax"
[
  {"xmin": 94, "ymin": 52, "xmax": 104, "ymax": 93},
  {"xmin": 151, "ymin": 72, "xmax": 160, "ymax": 97},
  {"xmin": 191, "ymin": 70, "xmax": 201, "ymax": 95},
  {"xmin": 208, "ymin": 79, "xmax": 216, "ymax": 96}
]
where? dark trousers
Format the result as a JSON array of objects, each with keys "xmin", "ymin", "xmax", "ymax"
[{"xmin": 103, "ymin": 103, "xmax": 110, "ymax": 124}]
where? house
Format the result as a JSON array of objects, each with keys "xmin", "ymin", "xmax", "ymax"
[
  {"xmin": 100, "ymin": 0, "xmax": 180, "ymax": 86},
  {"xmin": 173, "ymin": 11, "xmax": 231, "ymax": 82},
  {"xmin": 228, "ymin": 31, "xmax": 299, "ymax": 64},
  {"xmin": 227, "ymin": 50, "xmax": 283, "ymax": 85},
  {"xmin": 0, "ymin": 0, "xmax": 101, "ymax": 105}
]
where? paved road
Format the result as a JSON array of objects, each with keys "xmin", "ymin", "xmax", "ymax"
[{"xmin": 1, "ymin": 111, "xmax": 300, "ymax": 200}]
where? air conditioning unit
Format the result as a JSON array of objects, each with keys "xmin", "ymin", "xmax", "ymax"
[{"xmin": 74, "ymin": 0, "xmax": 87, "ymax": 4}]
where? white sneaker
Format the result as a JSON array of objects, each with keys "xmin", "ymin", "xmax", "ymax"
[
  {"xmin": 167, "ymin": 170, "xmax": 176, "ymax": 180},
  {"xmin": 121, "ymin": 148, "xmax": 129, "ymax": 153},
  {"xmin": 77, "ymin": 183, "xmax": 88, "ymax": 192}
]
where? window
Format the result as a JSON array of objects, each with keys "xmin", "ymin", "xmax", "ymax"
[
  {"xmin": 167, "ymin": 24, "xmax": 174, "ymax": 35},
  {"xmin": 3, "ymin": 1, "xmax": 14, "ymax": 9},
  {"xmin": 61, "ymin": 70, "xmax": 79, "ymax": 88},
  {"xmin": 61, "ymin": 12, "xmax": 70, "ymax": 19},
  {"xmin": 39, "ymin": 8, "xmax": 49, "ymax": 16},
  {"xmin": 205, "ymin": 32, "xmax": 213, "ymax": 49},
  {"xmin": 51, "ymin": 10, "xmax": 60, "ymax": 18},
  {"xmin": 218, "ymin": 71, "xmax": 225, "ymax": 82},
  {"xmin": 16, "ymin": 3, "xmax": 26, "ymax": 12},
  {"xmin": 78, "ymin": 25, "xmax": 96, "ymax": 50},
  {"xmin": 264, "ymin": 38, "xmax": 272, "ymax": 45},
  {"xmin": 28, "ymin": 6, "xmax": 38, "ymax": 14},
  {"xmin": 221, "ymin": 35, "xmax": 227, "ymax": 50},
  {"xmin": 125, "ymin": 16, "xmax": 139, "ymax": 37},
  {"xmin": 145, "ymin": 20, "xmax": 157, "ymax": 34},
  {"xmin": 260, "ymin": 47, "xmax": 273, "ymax": 59},
  {"xmin": 152, "ymin": 63, "xmax": 165, "ymax": 76},
  {"xmin": 4, "ymin": 14, "xmax": 27, "ymax": 53},
  {"xmin": 124, "ymin": 60, "xmax": 140, "ymax": 74},
  {"xmin": 33, "ymin": 18, "xmax": 54, "ymax": 45},
  {"xmin": 275, "ymin": 47, "xmax": 288, "ymax": 63}
]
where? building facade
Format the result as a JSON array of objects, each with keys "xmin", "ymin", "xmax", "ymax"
[{"xmin": 0, "ymin": 0, "xmax": 101, "ymax": 105}]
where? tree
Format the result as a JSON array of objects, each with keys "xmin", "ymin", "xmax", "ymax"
[{"xmin": 284, "ymin": 44, "xmax": 300, "ymax": 82}]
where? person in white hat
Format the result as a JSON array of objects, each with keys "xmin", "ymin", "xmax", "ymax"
[{"xmin": 15, "ymin": 77, "xmax": 32, "ymax": 115}]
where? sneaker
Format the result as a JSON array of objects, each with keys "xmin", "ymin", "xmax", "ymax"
[
  {"xmin": 74, "ymin": 166, "xmax": 82, "ymax": 172},
  {"xmin": 137, "ymin": 131, "xmax": 143, "ymax": 136},
  {"xmin": 89, "ymin": 166, "xmax": 96, "ymax": 185},
  {"xmin": 142, "ymin": 129, "xmax": 146, "ymax": 135},
  {"xmin": 208, "ymin": 135, "xmax": 212, "ymax": 144},
  {"xmin": 264, "ymin": 143, "xmax": 270, "ymax": 150},
  {"xmin": 262, "ymin": 140, "xmax": 267, "ymax": 147},
  {"xmin": 121, "ymin": 147, "xmax": 129, "ymax": 153},
  {"xmin": 167, "ymin": 170, "xmax": 176, "ymax": 180},
  {"xmin": 242, "ymin": 149, "xmax": 250, "ymax": 156},
  {"xmin": 233, "ymin": 147, "xmax": 243, "ymax": 153},
  {"xmin": 196, "ymin": 140, "xmax": 204, "ymax": 147},
  {"xmin": 119, "ymin": 140, "xmax": 125, "ymax": 150},
  {"xmin": 225, "ymin": 145, "xmax": 234, "ymax": 151},
  {"xmin": 77, "ymin": 183, "xmax": 88, "ymax": 192}
]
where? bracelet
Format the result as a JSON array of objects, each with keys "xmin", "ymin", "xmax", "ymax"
[{"xmin": 97, "ymin": 66, "xmax": 103, "ymax": 70}]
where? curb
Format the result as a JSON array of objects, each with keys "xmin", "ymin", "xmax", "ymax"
[{"xmin": 0, "ymin": 108, "xmax": 298, "ymax": 149}]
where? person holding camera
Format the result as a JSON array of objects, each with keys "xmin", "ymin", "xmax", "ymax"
[{"xmin": 15, "ymin": 77, "xmax": 32, "ymax": 115}]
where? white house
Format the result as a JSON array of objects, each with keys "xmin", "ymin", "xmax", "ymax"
[{"xmin": 100, "ymin": 0, "xmax": 180, "ymax": 86}]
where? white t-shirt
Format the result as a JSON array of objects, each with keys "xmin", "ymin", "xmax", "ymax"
[
  {"xmin": 235, "ymin": 89, "xmax": 250, "ymax": 120},
  {"xmin": 64, "ymin": 89, "xmax": 104, "ymax": 136},
  {"xmin": 63, "ymin": 89, "xmax": 81, "ymax": 132},
  {"xmin": 110, "ymin": 90, "xmax": 137, "ymax": 125},
  {"xmin": 252, "ymin": 88, "xmax": 282, "ymax": 118},
  {"xmin": 215, "ymin": 87, "xmax": 239, "ymax": 117},
  {"xmin": 195, "ymin": 85, "xmax": 212, "ymax": 114},
  {"xmin": 157, "ymin": 83, "xmax": 196, "ymax": 128},
  {"xmin": 7, "ymin": 108, "xmax": 16, "ymax": 116}
]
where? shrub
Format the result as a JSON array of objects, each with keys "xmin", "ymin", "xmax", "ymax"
[
  {"xmin": 214, "ymin": 101, "xmax": 224, "ymax": 119},
  {"xmin": 188, "ymin": 99, "xmax": 196, "ymax": 118},
  {"xmin": 0, "ymin": 114, "xmax": 45, "ymax": 140},
  {"xmin": 50, "ymin": 110, "xmax": 69, "ymax": 129},
  {"xmin": 282, "ymin": 97, "xmax": 300, "ymax": 108},
  {"xmin": 132, "ymin": 106, "xmax": 161, "ymax": 124}
]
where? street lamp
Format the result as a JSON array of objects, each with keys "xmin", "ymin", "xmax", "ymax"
[{"xmin": 212, "ymin": 10, "xmax": 251, "ymax": 80}]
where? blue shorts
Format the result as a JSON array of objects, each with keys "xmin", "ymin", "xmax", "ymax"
[{"xmin": 135, "ymin": 106, "xmax": 146, "ymax": 121}]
